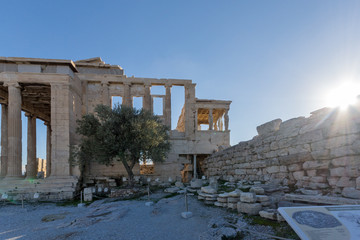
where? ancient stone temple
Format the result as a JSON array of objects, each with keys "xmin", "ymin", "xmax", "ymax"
[{"xmin": 0, "ymin": 57, "xmax": 231, "ymax": 200}]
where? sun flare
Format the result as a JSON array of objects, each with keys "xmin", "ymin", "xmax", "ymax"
[{"xmin": 326, "ymin": 82, "xmax": 360, "ymax": 110}]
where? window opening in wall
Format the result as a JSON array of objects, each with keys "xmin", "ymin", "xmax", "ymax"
[
  {"xmin": 153, "ymin": 97, "xmax": 163, "ymax": 115},
  {"xmin": 133, "ymin": 96, "xmax": 143, "ymax": 110},
  {"xmin": 171, "ymin": 86, "xmax": 185, "ymax": 130},
  {"xmin": 112, "ymin": 96, "xmax": 122, "ymax": 109},
  {"xmin": 151, "ymin": 85, "xmax": 165, "ymax": 95}
]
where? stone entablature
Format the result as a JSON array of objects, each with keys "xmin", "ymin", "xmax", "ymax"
[
  {"xmin": 0, "ymin": 56, "xmax": 231, "ymax": 199},
  {"xmin": 205, "ymin": 103, "xmax": 360, "ymax": 197}
]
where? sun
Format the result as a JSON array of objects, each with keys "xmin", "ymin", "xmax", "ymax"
[{"xmin": 326, "ymin": 82, "xmax": 360, "ymax": 110}]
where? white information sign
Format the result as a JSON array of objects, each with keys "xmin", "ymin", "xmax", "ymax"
[{"xmin": 278, "ymin": 205, "xmax": 360, "ymax": 240}]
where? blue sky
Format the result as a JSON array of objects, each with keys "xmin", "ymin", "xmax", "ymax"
[{"xmin": 1, "ymin": 1, "xmax": 360, "ymax": 164}]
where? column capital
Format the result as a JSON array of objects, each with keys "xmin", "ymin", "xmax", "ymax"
[
  {"xmin": 123, "ymin": 82, "xmax": 131, "ymax": 86},
  {"xmin": 144, "ymin": 82, "xmax": 152, "ymax": 87},
  {"xmin": 165, "ymin": 83, "xmax": 172, "ymax": 88},
  {"xmin": 44, "ymin": 121, "xmax": 51, "ymax": 126},
  {"xmin": 4, "ymin": 81, "xmax": 21, "ymax": 89}
]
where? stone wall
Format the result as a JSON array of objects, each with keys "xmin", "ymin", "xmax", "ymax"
[{"xmin": 205, "ymin": 103, "xmax": 360, "ymax": 196}]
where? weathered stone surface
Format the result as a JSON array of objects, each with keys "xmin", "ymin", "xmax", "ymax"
[
  {"xmin": 250, "ymin": 186, "xmax": 265, "ymax": 195},
  {"xmin": 237, "ymin": 202, "xmax": 262, "ymax": 215},
  {"xmin": 240, "ymin": 192, "xmax": 256, "ymax": 203},
  {"xmin": 342, "ymin": 187, "xmax": 360, "ymax": 199},
  {"xmin": 201, "ymin": 186, "xmax": 217, "ymax": 194},
  {"xmin": 256, "ymin": 119, "xmax": 282, "ymax": 136},
  {"xmin": 293, "ymin": 171, "xmax": 305, "ymax": 180},
  {"xmin": 256, "ymin": 195, "xmax": 269, "ymax": 202},
  {"xmin": 190, "ymin": 179, "xmax": 203, "ymax": 188}
]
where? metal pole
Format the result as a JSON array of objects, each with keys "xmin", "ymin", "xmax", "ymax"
[
  {"xmin": 185, "ymin": 188, "xmax": 188, "ymax": 212},
  {"xmin": 80, "ymin": 191, "xmax": 83, "ymax": 204}
]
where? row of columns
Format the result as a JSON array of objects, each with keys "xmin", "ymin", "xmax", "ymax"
[
  {"xmin": 197, "ymin": 108, "xmax": 229, "ymax": 131},
  {"xmin": 102, "ymin": 82, "xmax": 172, "ymax": 128},
  {"xmin": 0, "ymin": 82, "xmax": 52, "ymax": 179}
]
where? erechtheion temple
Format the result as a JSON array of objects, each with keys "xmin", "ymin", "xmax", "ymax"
[{"xmin": 0, "ymin": 57, "xmax": 231, "ymax": 200}]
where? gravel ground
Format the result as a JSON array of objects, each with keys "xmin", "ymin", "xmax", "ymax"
[{"xmin": 0, "ymin": 194, "xmax": 284, "ymax": 240}]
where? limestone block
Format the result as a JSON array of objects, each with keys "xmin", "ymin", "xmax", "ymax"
[
  {"xmin": 310, "ymin": 149, "xmax": 330, "ymax": 160},
  {"xmin": 175, "ymin": 181, "xmax": 184, "ymax": 188},
  {"xmin": 250, "ymin": 186, "xmax": 265, "ymax": 195},
  {"xmin": 228, "ymin": 190, "xmax": 242, "ymax": 197},
  {"xmin": 190, "ymin": 179, "xmax": 203, "ymax": 188},
  {"xmin": 259, "ymin": 209, "xmax": 278, "ymax": 220},
  {"xmin": 227, "ymin": 197, "xmax": 239, "ymax": 203},
  {"xmin": 330, "ymin": 167, "xmax": 346, "ymax": 177},
  {"xmin": 201, "ymin": 186, "xmax": 217, "ymax": 194},
  {"xmin": 256, "ymin": 195, "xmax": 269, "ymax": 202},
  {"xmin": 217, "ymin": 197, "xmax": 228, "ymax": 203},
  {"xmin": 303, "ymin": 160, "xmax": 329, "ymax": 170},
  {"xmin": 297, "ymin": 129, "xmax": 323, "ymax": 144},
  {"xmin": 356, "ymin": 177, "xmax": 360, "ymax": 190},
  {"xmin": 342, "ymin": 187, "xmax": 360, "ymax": 199},
  {"xmin": 310, "ymin": 176, "xmax": 326, "ymax": 183},
  {"xmin": 346, "ymin": 166, "xmax": 359, "ymax": 177},
  {"xmin": 235, "ymin": 169, "xmax": 246, "ymax": 175},
  {"xmin": 256, "ymin": 119, "xmax": 282, "ymax": 136},
  {"xmin": 240, "ymin": 192, "xmax": 256, "ymax": 203},
  {"xmin": 330, "ymin": 146, "xmax": 356, "ymax": 159},
  {"xmin": 288, "ymin": 163, "xmax": 302, "ymax": 172},
  {"xmin": 331, "ymin": 156, "xmax": 360, "ymax": 167},
  {"xmin": 266, "ymin": 166, "xmax": 279, "ymax": 174},
  {"xmin": 327, "ymin": 177, "xmax": 340, "ymax": 186},
  {"xmin": 336, "ymin": 177, "xmax": 355, "ymax": 188},
  {"xmin": 293, "ymin": 171, "xmax": 305, "ymax": 180},
  {"xmin": 299, "ymin": 188, "xmax": 320, "ymax": 195},
  {"xmin": 237, "ymin": 202, "xmax": 262, "ymax": 215}
]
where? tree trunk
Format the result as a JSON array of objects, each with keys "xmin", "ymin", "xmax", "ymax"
[{"xmin": 122, "ymin": 159, "xmax": 134, "ymax": 187}]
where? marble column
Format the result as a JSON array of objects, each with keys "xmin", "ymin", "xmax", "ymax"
[
  {"xmin": 165, "ymin": 84, "xmax": 172, "ymax": 128},
  {"xmin": 6, "ymin": 82, "xmax": 22, "ymax": 178},
  {"xmin": 0, "ymin": 104, "xmax": 8, "ymax": 177},
  {"xmin": 45, "ymin": 122, "xmax": 51, "ymax": 177},
  {"xmin": 208, "ymin": 108, "xmax": 213, "ymax": 130},
  {"xmin": 123, "ymin": 82, "xmax": 132, "ymax": 107},
  {"xmin": 101, "ymin": 81, "xmax": 110, "ymax": 106},
  {"xmin": 26, "ymin": 113, "xmax": 37, "ymax": 179},
  {"xmin": 143, "ymin": 83, "xmax": 152, "ymax": 111}
]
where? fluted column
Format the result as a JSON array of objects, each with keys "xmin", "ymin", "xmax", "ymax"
[
  {"xmin": 0, "ymin": 104, "xmax": 8, "ymax": 177},
  {"xmin": 143, "ymin": 83, "xmax": 152, "ymax": 111},
  {"xmin": 165, "ymin": 84, "xmax": 172, "ymax": 128},
  {"xmin": 208, "ymin": 108, "xmax": 213, "ymax": 130},
  {"xmin": 25, "ymin": 113, "xmax": 37, "ymax": 179},
  {"xmin": 6, "ymin": 82, "xmax": 22, "ymax": 178},
  {"xmin": 122, "ymin": 82, "xmax": 132, "ymax": 107},
  {"xmin": 45, "ymin": 122, "xmax": 51, "ymax": 177}
]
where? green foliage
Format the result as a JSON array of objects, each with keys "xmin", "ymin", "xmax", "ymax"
[{"xmin": 74, "ymin": 104, "xmax": 171, "ymax": 182}]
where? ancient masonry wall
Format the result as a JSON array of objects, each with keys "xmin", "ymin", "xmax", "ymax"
[{"xmin": 205, "ymin": 104, "xmax": 360, "ymax": 196}]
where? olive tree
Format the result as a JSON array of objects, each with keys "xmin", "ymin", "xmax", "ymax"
[{"xmin": 74, "ymin": 104, "xmax": 171, "ymax": 184}]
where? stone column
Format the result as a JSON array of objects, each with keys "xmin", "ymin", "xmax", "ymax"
[
  {"xmin": 0, "ymin": 104, "xmax": 8, "ymax": 177},
  {"xmin": 45, "ymin": 122, "xmax": 51, "ymax": 177},
  {"xmin": 50, "ymin": 83, "xmax": 71, "ymax": 177},
  {"xmin": 6, "ymin": 82, "xmax": 22, "ymax": 178},
  {"xmin": 165, "ymin": 84, "xmax": 172, "ymax": 128},
  {"xmin": 208, "ymin": 108, "xmax": 213, "ymax": 130},
  {"xmin": 224, "ymin": 110, "xmax": 229, "ymax": 131},
  {"xmin": 26, "ymin": 113, "xmax": 37, "ymax": 179},
  {"xmin": 101, "ymin": 81, "xmax": 110, "ymax": 106},
  {"xmin": 193, "ymin": 154, "xmax": 197, "ymax": 179},
  {"xmin": 184, "ymin": 84, "xmax": 196, "ymax": 139},
  {"xmin": 123, "ymin": 82, "xmax": 132, "ymax": 107},
  {"xmin": 143, "ymin": 83, "xmax": 152, "ymax": 111}
]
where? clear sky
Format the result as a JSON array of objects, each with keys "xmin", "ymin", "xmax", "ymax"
[{"xmin": 1, "ymin": 1, "xmax": 360, "ymax": 165}]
